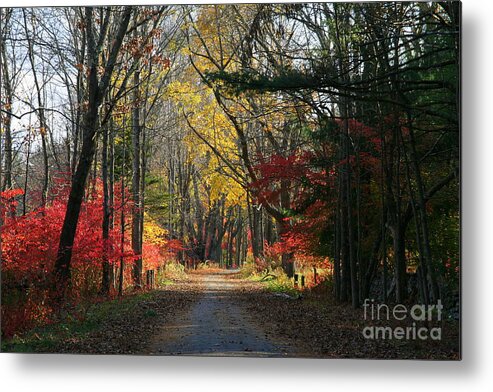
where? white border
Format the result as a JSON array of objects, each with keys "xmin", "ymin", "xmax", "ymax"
[{"xmin": 1, "ymin": 0, "xmax": 492, "ymax": 391}]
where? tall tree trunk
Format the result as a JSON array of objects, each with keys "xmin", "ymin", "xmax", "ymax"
[
  {"xmin": 342, "ymin": 111, "xmax": 359, "ymax": 308},
  {"xmin": 22, "ymin": 9, "xmax": 49, "ymax": 207},
  {"xmin": 333, "ymin": 174, "xmax": 342, "ymax": 301},
  {"xmin": 108, "ymin": 117, "xmax": 115, "ymax": 288},
  {"xmin": 131, "ymin": 69, "xmax": 143, "ymax": 288},
  {"xmin": 1, "ymin": 30, "xmax": 13, "ymax": 192},
  {"xmin": 54, "ymin": 6, "xmax": 132, "ymax": 299},
  {"xmin": 101, "ymin": 119, "xmax": 111, "ymax": 295},
  {"xmin": 139, "ymin": 120, "xmax": 147, "ymax": 274},
  {"xmin": 22, "ymin": 129, "xmax": 32, "ymax": 215},
  {"xmin": 405, "ymin": 115, "xmax": 440, "ymax": 302},
  {"xmin": 392, "ymin": 223, "xmax": 407, "ymax": 303},
  {"xmin": 279, "ymin": 179, "xmax": 294, "ymax": 278},
  {"xmin": 118, "ymin": 120, "xmax": 127, "ymax": 297}
]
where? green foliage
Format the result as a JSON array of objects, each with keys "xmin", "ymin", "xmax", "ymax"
[
  {"xmin": 243, "ymin": 266, "xmax": 298, "ymax": 296},
  {"xmin": 196, "ymin": 261, "xmax": 220, "ymax": 270},
  {"xmin": 144, "ymin": 309, "xmax": 158, "ymax": 318},
  {"xmin": 205, "ymin": 69, "xmax": 321, "ymax": 96},
  {"xmin": 264, "ymin": 274, "xmax": 298, "ymax": 297},
  {"xmin": 155, "ymin": 262, "xmax": 187, "ymax": 285},
  {"xmin": 239, "ymin": 257, "xmax": 258, "ymax": 278}
]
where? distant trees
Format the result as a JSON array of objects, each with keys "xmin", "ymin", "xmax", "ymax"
[
  {"xmin": 1, "ymin": 3, "xmax": 459, "ymax": 317},
  {"xmin": 1, "ymin": 6, "xmax": 180, "ymax": 297},
  {"xmin": 190, "ymin": 2, "xmax": 460, "ymax": 306}
]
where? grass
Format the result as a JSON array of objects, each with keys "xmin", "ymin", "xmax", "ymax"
[
  {"xmin": 156, "ymin": 276, "xmax": 174, "ymax": 286},
  {"xmin": 264, "ymin": 278, "xmax": 299, "ymax": 297},
  {"xmin": 1, "ymin": 291, "xmax": 157, "ymax": 353},
  {"xmin": 241, "ymin": 265, "xmax": 300, "ymax": 297}
]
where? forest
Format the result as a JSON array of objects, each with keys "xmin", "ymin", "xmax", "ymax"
[{"xmin": 0, "ymin": 3, "xmax": 460, "ymax": 358}]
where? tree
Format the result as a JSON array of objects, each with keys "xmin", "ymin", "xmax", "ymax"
[{"xmin": 54, "ymin": 6, "xmax": 133, "ymax": 298}]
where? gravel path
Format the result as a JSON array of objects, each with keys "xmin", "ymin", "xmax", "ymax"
[{"xmin": 148, "ymin": 270, "xmax": 292, "ymax": 357}]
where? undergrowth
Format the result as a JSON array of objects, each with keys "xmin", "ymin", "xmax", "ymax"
[
  {"xmin": 1, "ymin": 291, "xmax": 156, "ymax": 353},
  {"xmin": 2, "ymin": 261, "xmax": 188, "ymax": 352},
  {"xmin": 242, "ymin": 265, "xmax": 298, "ymax": 296}
]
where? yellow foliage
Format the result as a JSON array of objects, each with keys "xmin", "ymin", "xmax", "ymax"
[
  {"xmin": 164, "ymin": 5, "xmax": 311, "ymax": 209},
  {"xmin": 165, "ymin": 76, "xmax": 247, "ymax": 208},
  {"xmin": 143, "ymin": 212, "xmax": 168, "ymax": 247}
]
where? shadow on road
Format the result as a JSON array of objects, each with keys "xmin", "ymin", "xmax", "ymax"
[{"xmin": 149, "ymin": 270, "xmax": 293, "ymax": 357}]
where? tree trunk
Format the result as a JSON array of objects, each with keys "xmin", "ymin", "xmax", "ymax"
[
  {"xmin": 118, "ymin": 120, "xmax": 127, "ymax": 297},
  {"xmin": 101, "ymin": 119, "xmax": 111, "ymax": 295},
  {"xmin": 54, "ymin": 6, "xmax": 132, "ymax": 299},
  {"xmin": 23, "ymin": 9, "xmax": 49, "ymax": 207},
  {"xmin": 131, "ymin": 69, "xmax": 143, "ymax": 288},
  {"xmin": 392, "ymin": 224, "xmax": 407, "ymax": 303},
  {"xmin": 1, "ymin": 31, "xmax": 13, "ymax": 192}
]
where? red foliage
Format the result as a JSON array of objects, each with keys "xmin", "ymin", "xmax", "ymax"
[
  {"xmin": 1, "ymin": 177, "xmax": 173, "ymax": 338},
  {"xmin": 251, "ymin": 150, "xmax": 336, "ymax": 211},
  {"xmin": 2, "ymin": 181, "xmax": 127, "ymax": 278},
  {"xmin": 167, "ymin": 239, "xmax": 185, "ymax": 252},
  {"xmin": 248, "ymin": 117, "xmax": 390, "ymax": 271}
]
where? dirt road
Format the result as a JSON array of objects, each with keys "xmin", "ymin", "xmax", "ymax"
[{"xmin": 148, "ymin": 270, "xmax": 292, "ymax": 357}]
